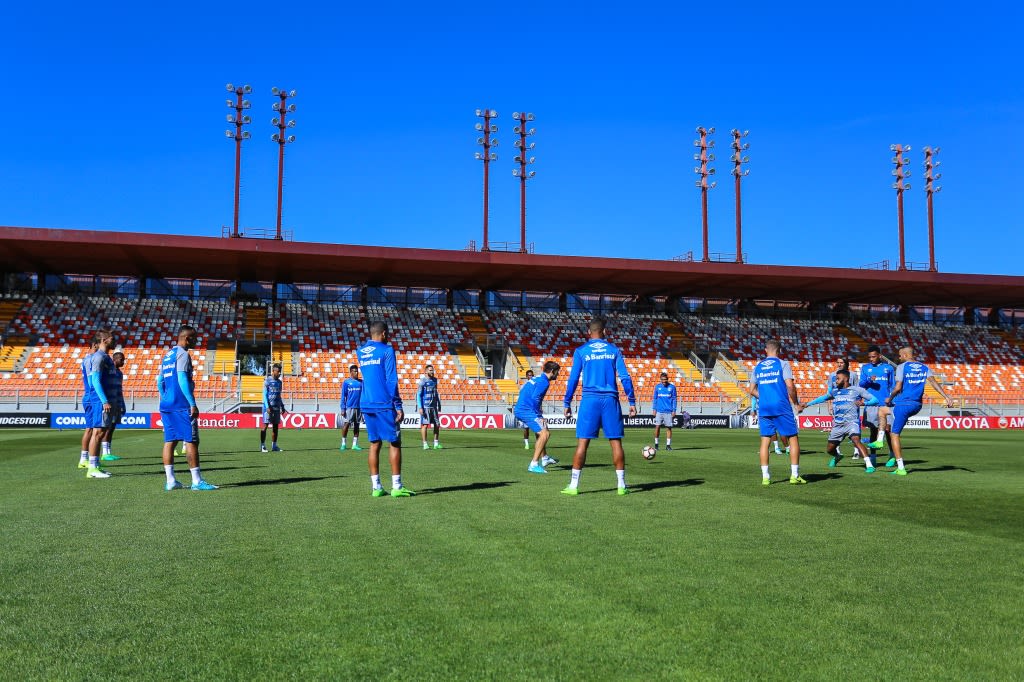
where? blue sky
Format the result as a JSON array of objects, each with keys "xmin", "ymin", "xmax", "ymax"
[{"xmin": 3, "ymin": 1, "xmax": 1022, "ymax": 275}]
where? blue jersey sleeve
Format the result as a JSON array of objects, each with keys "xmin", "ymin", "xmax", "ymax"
[
  {"xmin": 615, "ymin": 352, "xmax": 635, "ymax": 405},
  {"xmin": 177, "ymin": 371, "xmax": 196, "ymax": 408},
  {"xmin": 90, "ymin": 371, "xmax": 109, "ymax": 405},
  {"xmin": 563, "ymin": 349, "xmax": 583, "ymax": 407},
  {"xmin": 385, "ymin": 349, "xmax": 400, "ymax": 410}
]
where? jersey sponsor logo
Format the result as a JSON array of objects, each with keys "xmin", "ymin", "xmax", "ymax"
[{"xmin": 590, "ymin": 342, "xmax": 608, "ymax": 351}]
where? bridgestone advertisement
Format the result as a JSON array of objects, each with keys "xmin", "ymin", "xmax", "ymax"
[{"xmin": 0, "ymin": 413, "xmax": 50, "ymax": 427}]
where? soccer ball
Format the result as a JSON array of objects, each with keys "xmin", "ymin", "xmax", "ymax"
[{"xmin": 642, "ymin": 445, "xmax": 656, "ymax": 460}]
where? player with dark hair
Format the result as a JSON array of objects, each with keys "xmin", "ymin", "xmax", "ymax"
[
  {"xmin": 799, "ymin": 368, "xmax": 879, "ymax": 471},
  {"xmin": 749, "ymin": 339, "xmax": 804, "ymax": 485},
  {"xmin": 651, "ymin": 371, "xmax": 677, "ymax": 451},
  {"xmin": 825, "ymin": 357, "xmax": 858, "ymax": 460},
  {"xmin": 99, "ymin": 350, "xmax": 127, "ymax": 462},
  {"xmin": 260, "ymin": 363, "xmax": 286, "ymax": 452},
  {"xmin": 339, "ymin": 364, "xmax": 363, "ymax": 451},
  {"xmin": 859, "ymin": 344, "xmax": 896, "ymax": 465},
  {"xmin": 516, "ymin": 360, "xmax": 561, "ymax": 474},
  {"xmin": 359, "ymin": 321, "xmax": 414, "ymax": 497},
  {"xmin": 76, "ymin": 337, "xmax": 100, "ymax": 470},
  {"xmin": 418, "ymin": 363, "xmax": 442, "ymax": 450},
  {"xmin": 158, "ymin": 325, "xmax": 216, "ymax": 491},
  {"xmin": 520, "ymin": 369, "xmax": 535, "ymax": 449},
  {"xmin": 83, "ymin": 329, "xmax": 118, "ymax": 479},
  {"xmin": 561, "ymin": 317, "xmax": 637, "ymax": 495}
]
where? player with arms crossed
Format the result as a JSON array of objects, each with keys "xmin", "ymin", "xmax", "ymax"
[
  {"xmin": 260, "ymin": 363, "xmax": 286, "ymax": 452},
  {"xmin": 338, "ymin": 364, "xmax": 363, "ymax": 451},
  {"xmin": 799, "ymin": 368, "xmax": 880, "ymax": 472},
  {"xmin": 749, "ymin": 339, "xmax": 805, "ymax": 485},
  {"xmin": 359, "ymin": 321, "xmax": 415, "ymax": 497},
  {"xmin": 561, "ymin": 317, "xmax": 637, "ymax": 496},
  {"xmin": 157, "ymin": 325, "xmax": 216, "ymax": 491},
  {"xmin": 651, "ymin": 371, "xmax": 677, "ymax": 451},
  {"xmin": 417, "ymin": 364, "xmax": 443, "ymax": 450},
  {"xmin": 867, "ymin": 346, "xmax": 951, "ymax": 476},
  {"xmin": 859, "ymin": 345, "xmax": 896, "ymax": 465},
  {"xmin": 516, "ymin": 361, "xmax": 561, "ymax": 474}
]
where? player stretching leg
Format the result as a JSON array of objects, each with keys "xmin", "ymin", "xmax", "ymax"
[
  {"xmin": 515, "ymin": 361, "xmax": 560, "ymax": 473},
  {"xmin": 749, "ymin": 340, "xmax": 804, "ymax": 485},
  {"xmin": 825, "ymin": 357, "xmax": 858, "ymax": 459},
  {"xmin": 561, "ymin": 318, "xmax": 637, "ymax": 496},
  {"xmin": 859, "ymin": 345, "xmax": 896, "ymax": 466},
  {"xmin": 799, "ymin": 369, "xmax": 879, "ymax": 472}
]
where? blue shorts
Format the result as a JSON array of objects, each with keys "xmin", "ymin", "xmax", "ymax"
[
  {"xmin": 83, "ymin": 400, "xmax": 100, "ymax": 429},
  {"xmin": 514, "ymin": 410, "xmax": 546, "ymax": 434},
  {"xmin": 759, "ymin": 411, "xmax": 798, "ymax": 438},
  {"xmin": 576, "ymin": 395, "xmax": 625, "ymax": 440},
  {"xmin": 162, "ymin": 409, "xmax": 199, "ymax": 444},
  {"xmin": 364, "ymin": 409, "xmax": 402, "ymax": 445},
  {"xmin": 891, "ymin": 402, "xmax": 922, "ymax": 435}
]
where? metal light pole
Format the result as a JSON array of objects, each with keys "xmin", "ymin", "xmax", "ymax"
[
  {"xmin": 890, "ymin": 143, "xmax": 912, "ymax": 271},
  {"xmin": 225, "ymin": 84, "xmax": 252, "ymax": 238},
  {"xmin": 512, "ymin": 112, "xmax": 537, "ymax": 253},
  {"xmin": 475, "ymin": 109, "xmax": 499, "ymax": 251},
  {"xmin": 923, "ymin": 146, "xmax": 942, "ymax": 272},
  {"xmin": 694, "ymin": 127, "xmax": 717, "ymax": 262},
  {"xmin": 730, "ymin": 129, "xmax": 750, "ymax": 264},
  {"xmin": 271, "ymin": 88, "xmax": 297, "ymax": 240}
]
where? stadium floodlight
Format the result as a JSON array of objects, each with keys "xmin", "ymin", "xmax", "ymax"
[
  {"xmin": 226, "ymin": 114, "xmax": 235, "ymax": 123},
  {"xmin": 287, "ymin": 104, "xmax": 296, "ymax": 112},
  {"xmin": 475, "ymin": 108, "xmax": 499, "ymax": 251},
  {"xmin": 242, "ymin": 131, "xmax": 250, "ymax": 139},
  {"xmin": 513, "ymin": 168, "xmax": 520, "ymax": 176},
  {"xmin": 272, "ymin": 133, "xmax": 280, "ymax": 141},
  {"xmin": 475, "ymin": 123, "xmax": 483, "ymax": 131},
  {"xmin": 511, "ymin": 111, "xmax": 538, "ymax": 253},
  {"xmin": 475, "ymin": 108, "xmax": 482, "ymax": 116},
  {"xmin": 271, "ymin": 87, "xmax": 298, "ymax": 240},
  {"xmin": 730, "ymin": 129, "xmax": 751, "ymax": 263},
  {"xmin": 225, "ymin": 81, "xmax": 254, "ymax": 238},
  {"xmin": 526, "ymin": 113, "xmax": 535, "ymax": 121},
  {"xmin": 272, "ymin": 87, "xmax": 280, "ymax": 95},
  {"xmin": 891, "ymin": 142, "xmax": 913, "ymax": 270},
  {"xmin": 225, "ymin": 130, "xmax": 234, "ymax": 138},
  {"xmin": 514, "ymin": 126, "xmax": 521, "ymax": 134},
  {"xmin": 226, "ymin": 98, "xmax": 234, "ymax": 106},
  {"xmin": 288, "ymin": 120, "xmax": 295, "ymax": 128},
  {"xmin": 513, "ymin": 112, "xmax": 521, "ymax": 120},
  {"xmin": 289, "ymin": 90, "xmax": 296, "ymax": 97},
  {"xmin": 694, "ymin": 126, "xmax": 716, "ymax": 262},
  {"xmin": 273, "ymin": 102, "xmax": 281, "ymax": 111},
  {"xmin": 226, "ymin": 83, "xmax": 235, "ymax": 92}
]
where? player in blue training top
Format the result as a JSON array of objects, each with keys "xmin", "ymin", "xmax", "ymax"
[
  {"xmin": 800, "ymin": 368, "xmax": 880, "ymax": 471},
  {"xmin": 260, "ymin": 363, "xmax": 286, "ymax": 452},
  {"xmin": 99, "ymin": 350, "xmax": 127, "ymax": 462},
  {"xmin": 76, "ymin": 337, "xmax": 100, "ymax": 470},
  {"xmin": 867, "ymin": 346, "xmax": 951, "ymax": 476},
  {"xmin": 858, "ymin": 345, "xmax": 896, "ymax": 461},
  {"xmin": 338, "ymin": 364, "xmax": 363, "ymax": 451},
  {"xmin": 825, "ymin": 357, "xmax": 859, "ymax": 460},
  {"xmin": 519, "ymin": 369, "xmax": 536, "ymax": 450},
  {"xmin": 561, "ymin": 317, "xmax": 637, "ymax": 496},
  {"xmin": 157, "ymin": 325, "xmax": 216, "ymax": 491},
  {"xmin": 358, "ymin": 320, "xmax": 414, "ymax": 497},
  {"xmin": 417, "ymin": 364, "xmax": 443, "ymax": 450},
  {"xmin": 515, "ymin": 360, "xmax": 561, "ymax": 474},
  {"xmin": 82, "ymin": 329, "xmax": 118, "ymax": 479},
  {"xmin": 651, "ymin": 371, "xmax": 678, "ymax": 451},
  {"xmin": 748, "ymin": 339, "xmax": 805, "ymax": 485}
]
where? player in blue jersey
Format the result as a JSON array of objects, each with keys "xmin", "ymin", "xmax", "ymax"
[
  {"xmin": 651, "ymin": 371, "xmax": 677, "ymax": 451},
  {"xmin": 515, "ymin": 361, "xmax": 561, "ymax": 473},
  {"xmin": 157, "ymin": 325, "xmax": 216, "ymax": 491},
  {"xmin": 83, "ymin": 329, "xmax": 118, "ymax": 479},
  {"xmin": 859, "ymin": 345, "xmax": 896, "ymax": 462},
  {"xmin": 867, "ymin": 346, "xmax": 951, "ymax": 475},
  {"xmin": 799, "ymin": 369, "xmax": 880, "ymax": 471},
  {"xmin": 749, "ymin": 340, "xmax": 805, "ymax": 485},
  {"xmin": 750, "ymin": 395, "xmax": 790, "ymax": 456},
  {"xmin": 561, "ymin": 318, "xmax": 637, "ymax": 495},
  {"xmin": 260, "ymin": 363, "xmax": 286, "ymax": 452},
  {"xmin": 359, "ymin": 321, "xmax": 414, "ymax": 497},
  {"xmin": 825, "ymin": 357, "xmax": 858, "ymax": 459},
  {"xmin": 519, "ymin": 369, "xmax": 536, "ymax": 449},
  {"xmin": 98, "ymin": 350, "xmax": 127, "ymax": 462},
  {"xmin": 76, "ymin": 338, "xmax": 100, "ymax": 469},
  {"xmin": 417, "ymin": 364, "xmax": 443, "ymax": 450},
  {"xmin": 338, "ymin": 364, "xmax": 363, "ymax": 451}
]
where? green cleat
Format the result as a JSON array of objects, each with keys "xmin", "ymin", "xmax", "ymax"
[
  {"xmin": 339, "ymin": 442, "xmax": 347, "ymax": 451},
  {"xmin": 433, "ymin": 443, "xmax": 443, "ymax": 450},
  {"xmin": 885, "ymin": 457, "xmax": 897, "ymax": 468},
  {"xmin": 86, "ymin": 467, "xmax": 111, "ymax": 479},
  {"xmin": 891, "ymin": 468, "xmax": 908, "ymax": 476},
  {"xmin": 761, "ymin": 477, "xmax": 771, "ymax": 486},
  {"xmin": 865, "ymin": 467, "xmax": 876, "ymax": 474},
  {"xmin": 77, "ymin": 460, "xmax": 89, "ymax": 469},
  {"xmin": 350, "ymin": 444, "xmax": 362, "ymax": 451},
  {"xmin": 560, "ymin": 486, "xmax": 579, "ymax": 496},
  {"xmin": 371, "ymin": 487, "xmax": 387, "ymax": 497},
  {"xmin": 524, "ymin": 442, "xmax": 531, "ymax": 450},
  {"xmin": 789, "ymin": 476, "xmax": 808, "ymax": 485},
  {"xmin": 828, "ymin": 454, "xmax": 842, "ymax": 468},
  {"xmin": 390, "ymin": 486, "xmax": 416, "ymax": 497},
  {"xmin": 617, "ymin": 487, "xmax": 630, "ymax": 496},
  {"xmin": 422, "ymin": 443, "xmax": 430, "ymax": 450},
  {"xmin": 100, "ymin": 453, "xmax": 121, "ymax": 461},
  {"xmin": 864, "ymin": 440, "xmax": 886, "ymax": 450}
]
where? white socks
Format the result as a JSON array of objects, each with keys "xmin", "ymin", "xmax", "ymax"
[
  {"xmin": 761, "ymin": 465, "xmax": 770, "ymax": 478},
  {"xmin": 790, "ymin": 464, "xmax": 799, "ymax": 477},
  {"xmin": 616, "ymin": 469, "xmax": 626, "ymax": 489},
  {"xmin": 371, "ymin": 474, "xmax": 381, "ymax": 489},
  {"xmin": 392, "ymin": 474, "xmax": 402, "ymax": 489},
  {"xmin": 79, "ymin": 450, "xmax": 88, "ymax": 462},
  {"xmin": 896, "ymin": 458, "xmax": 905, "ymax": 470},
  {"xmin": 568, "ymin": 469, "xmax": 581, "ymax": 489},
  {"xmin": 102, "ymin": 442, "xmax": 111, "ymax": 455},
  {"xmin": 189, "ymin": 467, "xmax": 202, "ymax": 485},
  {"xmin": 164, "ymin": 465, "xmax": 176, "ymax": 484}
]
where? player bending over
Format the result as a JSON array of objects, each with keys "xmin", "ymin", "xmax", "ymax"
[
  {"xmin": 799, "ymin": 368, "xmax": 879, "ymax": 472},
  {"xmin": 515, "ymin": 361, "xmax": 561, "ymax": 474}
]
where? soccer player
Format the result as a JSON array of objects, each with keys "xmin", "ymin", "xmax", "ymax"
[
  {"xmin": 799, "ymin": 368, "xmax": 880, "ymax": 472},
  {"xmin": 157, "ymin": 325, "xmax": 216, "ymax": 491},
  {"xmin": 750, "ymin": 395, "xmax": 790, "ymax": 456},
  {"xmin": 359, "ymin": 321, "xmax": 414, "ymax": 497},
  {"xmin": 826, "ymin": 357, "xmax": 859, "ymax": 459},
  {"xmin": 338, "ymin": 364, "xmax": 363, "ymax": 451},
  {"xmin": 83, "ymin": 329, "xmax": 118, "ymax": 479},
  {"xmin": 260, "ymin": 363, "xmax": 286, "ymax": 452},
  {"xmin": 520, "ymin": 369, "xmax": 535, "ymax": 449},
  {"xmin": 515, "ymin": 361, "xmax": 561, "ymax": 473},
  {"xmin": 76, "ymin": 338, "xmax": 99, "ymax": 470},
  {"xmin": 99, "ymin": 350, "xmax": 127, "ymax": 461},
  {"xmin": 858, "ymin": 345, "xmax": 896, "ymax": 463},
  {"xmin": 867, "ymin": 346, "xmax": 952, "ymax": 476},
  {"xmin": 417, "ymin": 363, "xmax": 442, "ymax": 450},
  {"xmin": 651, "ymin": 371, "xmax": 677, "ymax": 451},
  {"xmin": 749, "ymin": 339, "xmax": 805, "ymax": 485},
  {"xmin": 561, "ymin": 317, "xmax": 637, "ymax": 496}
]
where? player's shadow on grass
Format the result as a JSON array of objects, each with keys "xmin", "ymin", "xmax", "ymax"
[
  {"xmin": 909, "ymin": 465, "xmax": 975, "ymax": 473},
  {"xmin": 221, "ymin": 475, "xmax": 344, "ymax": 488},
  {"xmin": 800, "ymin": 473, "xmax": 842, "ymax": 483},
  {"xmin": 632, "ymin": 478, "xmax": 705, "ymax": 492},
  {"xmin": 416, "ymin": 481, "xmax": 515, "ymax": 494}
]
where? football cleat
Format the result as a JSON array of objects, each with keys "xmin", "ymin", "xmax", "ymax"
[
  {"xmin": 339, "ymin": 443, "xmax": 347, "ymax": 451},
  {"xmin": 422, "ymin": 443, "xmax": 430, "ymax": 450},
  {"xmin": 885, "ymin": 457, "xmax": 897, "ymax": 468},
  {"xmin": 86, "ymin": 467, "xmax": 111, "ymax": 479},
  {"xmin": 890, "ymin": 469, "xmax": 908, "ymax": 476},
  {"xmin": 524, "ymin": 442, "xmax": 531, "ymax": 450},
  {"xmin": 350, "ymin": 444, "xmax": 362, "ymax": 451},
  {"xmin": 100, "ymin": 454, "xmax": 121, "ymax": 461},
  {"xmin": 191, "ymin": 480, "xmax": 218, "ymax": 491},
  {"xmin": 540, "ymin": 455, "xmax": 558, "ymax": 466},
  {"xmin": 77, "ymin": 460, "xmax": 89, "ymax": 469},
  {"xmin": 260, "ymin": 445, "xmax": 268, "ymax": 453},
  {"xmin": 165, "ymin": 480, "xmax": 184, "ymax": 491},
  {"xmin": 864, "ymin": 440, "xmax": 886, "ymax": 450},
  {"xmin": 390, "ymin": 486, "xmax": 416, "ymax": 497},
  {"xmin": 789, "ymin": 476, "xmax": 808, "ymax": 485},
  {"xmin": 371, "ymin": 487, "xmax": 387, "ymax": 497},
  {"xmin": 666, "ymin": 445, "xmax": 673, "ymax": 451},
  {"xmin": 828, "ymin": 455, "xmax": 842, "ymax": 468},
  {"xmin": 528, "ymin": 463, "xmax": 547, "ymax": 474},
  {"xmin": 271, "ymin": 444, "xmax": 282, "ymax": 452},
  {"xmin": 864, "ymin": 467, "xmax": 876, "ymax": 474},
  {"xmin": 762, "ymin": 477, "xmax": 771, "ymax": 486},
  {"xmin": 433, "ymin": 443, "xmax": 443, "ymax": 450},
  {"xmin": 560, "ymin": 486, "xmax": 579, "ymax": 496},
  {"xmin": 617, "ymin": 487, "xmax": 630, "ymax": 496}
]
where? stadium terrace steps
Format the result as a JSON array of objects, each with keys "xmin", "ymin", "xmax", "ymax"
[
  {"xmin": 0, "ymin": 335, "xmax": 32, "ymax": 372},
  {"xmin": 834, "ymin": 324, "xmax": 870, "ymax": 359},
  {"xmin": 271, "ymin": 345, "xmax": 296, "ymax": 375},
  {"xmin": 244, "ymin": 306, "xmax": 268, "ymax": 340},
  {"xmin": 494, "ymin": 379, "xmax": 519, "ymax": 403},
  {"xmin": 667, "ymin": 352, "xmax": 703, "ymax": 382},
  {"xmin": 454, "ymin": 345, "xmax": 485, "ymax": 380},
  {"xmin": 240, "ymin": 375, "xmax": 264, "ymax": 403},
  {"xmin": 211, "ymin": 341, "xmax": 237, "ymax": 374},
  {"xmin": 509, "ymin": 344, "xmax": 536, "ymax": 378}
]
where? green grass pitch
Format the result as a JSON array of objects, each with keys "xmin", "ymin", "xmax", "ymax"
[{"xmin": 1, "ymin": 427, "xmax": 1022, "ymax": 680}]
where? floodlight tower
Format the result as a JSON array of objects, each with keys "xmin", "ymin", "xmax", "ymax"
[
  {"xmin": 271, "ymin": 87, "xmax": 297, "ymax": 240},
  {"xmin": 512, "ymin": 112, "xmax": 537, "ymax": 253},
  {"xmin": 923, "ymin": 146, "xmax": 942, "ymax": 272},
  {"xmin": 474, "ymin": 109, "xmax": 499, "ymax": 251},
  {"xmin": 225, "ymin": 84, "xmax": 252, "ymax": 238},
  {"xmin": 694, "ymin": 127, "xmax": 717, "ymax": 262},
  {"xmin": 730, "ymin": 129, "xmax": 750, "ymax": 264},
  {"xmin": 891, "ymin": 143, "xmax": 912, "ymax": 270}
]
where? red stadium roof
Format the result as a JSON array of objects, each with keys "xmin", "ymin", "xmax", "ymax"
[{"xmin": 1, "ymin": 226, "xmax": 1023, "ymax": 308}]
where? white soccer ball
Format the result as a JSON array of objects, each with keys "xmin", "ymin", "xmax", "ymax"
[{"xmin": 642, "ymin": 445, "xmax": 656, "ymax": 460}]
